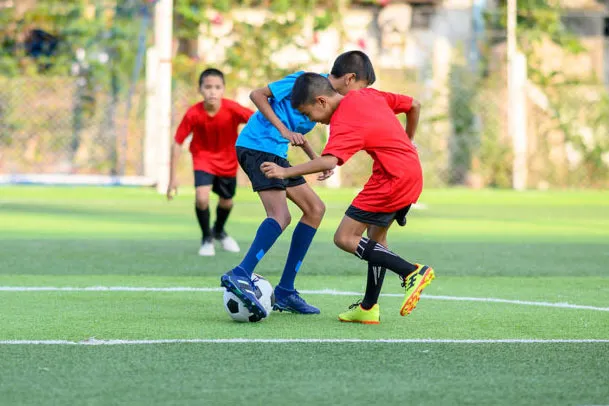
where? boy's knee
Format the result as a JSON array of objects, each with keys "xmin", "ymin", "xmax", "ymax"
[
  {"xmin": 272, "ymin": 212, "xmax": 291, "ymax": 230},
  {"xmin": 218, "ymin": 199, "xmax": 234, "ymax": 209},
  {"xmin": 333, "ymin": 231, "xmax": 350, "ymax": 251},
  {"xmin": 311, "ymin": 200, "xmax": 326, "ymax": 221},
  {"xmin": 195, "ymin": 199, "xmax": 209, "ymax": 210}
]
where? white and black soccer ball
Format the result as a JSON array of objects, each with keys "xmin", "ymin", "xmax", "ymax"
[{"xmin": 223, "ymin": 273, "xmax": 275, "ymax": 322}]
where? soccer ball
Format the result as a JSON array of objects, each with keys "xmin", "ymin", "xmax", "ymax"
[{"xmin": 223, "ymin": 273, "xmax": 275, "ymax": 322}]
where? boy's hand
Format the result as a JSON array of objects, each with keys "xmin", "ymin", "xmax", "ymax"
[
  {"xmin": 281, "ymin": 130, "xmax": 305, "ymax": 146},
  {"xmin": 166, "ymin": 179, "xmax": 178, "ymax": 201},
  {"xmin": 260, "ymin": 162, "xmax": 286, "ymax": 179},
  {"xmin": 317, "ymin": 169, "xmax": 334, "ymax": 181}
]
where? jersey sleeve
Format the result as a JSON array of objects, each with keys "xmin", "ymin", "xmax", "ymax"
[
  {"xmin": 174, "ymin": 109, "xmax": 193, "ymax": 144},
  {"xmin": 372, "ymin": 89, "xmax": 413, "ymax": 114},
  {"xmin": 267, "ymin": 71, "xmax": 302, "ymax": 101},
  {"xmin": 231, "ymin": 102, "xmax": 255, "ymax": 124},
  {"xmin": 321, "ymin": 120, "xmax": 364, "ymax": 166}
]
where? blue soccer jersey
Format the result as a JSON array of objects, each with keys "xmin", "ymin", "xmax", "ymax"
[{"xmin": 236, "ymin": 71, "xmax": 326, "ymax": 159}]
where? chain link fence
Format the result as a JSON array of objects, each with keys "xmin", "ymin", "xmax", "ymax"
[
  {"xmin": 0, "ymin": 76, "xmax": 146, "ymax": 177},
  {"xmin": 2, "ymin": 47, "xmax": 608, "ymax": 189}
]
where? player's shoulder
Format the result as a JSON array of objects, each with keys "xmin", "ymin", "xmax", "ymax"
[
  {"xmin": 271, "ymin": 70, "xmax": 305, "ymax": 84},
  {"xmin": 358, "ymin": 87, "xmax": 383, "ymax": 98},
  {"xmin": 185, "ymin": 101, "xmax": 204, "ymax": 115},
  {"xmin": 221, "ymin": 98, "xmax": 243, "ymax": 109},
  {"xmin": 342, "ymin": 88, "xmax": 373, "ymax": 105},
  {"xmin": 347, "ymin": 88, "xmax": 384, "ymax": 106}
]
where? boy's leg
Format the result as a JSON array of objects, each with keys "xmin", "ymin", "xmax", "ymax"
[
  {"xmin": 194, "ymin": 173, "xmax": 214, "ymax": 256},
  {"xmin": 211, "ymin": 176, "xmax": 240, "ymax": 252},
  {"xmin": 220, "ymin": 189, "xmax": 289, "ymax": 319},
  {"xmin": 221, "ymin": 147, "xmax": 300, "ymax": 318},
  {"xmin": 272, "ymin": 183, "xmax": 325, "ymax": 314},
  {"xmin": 360, "ymin": 225, "xmax": 389, "ymax": 310},
  {"xmin": 231, "ymin": 189, "xmax": 290, "ymax": 280},
  {"xmin": 335, "ymin": 215, "xmax": 434, "ymax": 317}
]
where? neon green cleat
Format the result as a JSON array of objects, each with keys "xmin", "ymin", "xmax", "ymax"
[
  {"xmin": 400, "ymin": 264, "xmax": 435, "ymax": 316},
  {"xmin": 338, "ymin": 302, "xmax": 380, "ymax": 324}
]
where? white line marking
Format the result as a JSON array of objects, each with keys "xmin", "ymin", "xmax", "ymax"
[
  {"xmin": 0, "ymin": 286, "xmax": 220, "ymax": 292},
  {"xmin": 1, "ymin": 286, "xmax": 608, "ymax": 312},
  {"xmin": 0, "ymin": 338, "xmax": 608, "ymax": 346}
]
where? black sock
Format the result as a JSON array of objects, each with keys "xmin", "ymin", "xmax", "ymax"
[
  {"xmin": 361, "ymin": 263, "xmax": 386, "ymax": 310},
  {"xmin": 355, "ymin": 237, "xmax": 417, "ymax": 278},
  {"xmin": 213, "ymin": 206, "xmax": 232, "ymax": 237},
  {"xmin": 195, "ymin": 206, "xmax": 211, "ymax": 240}
]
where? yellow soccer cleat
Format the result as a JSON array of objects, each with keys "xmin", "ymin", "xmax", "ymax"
[
  {"xmin": 400, "ymin": 264, "xmax": 435, "ymax": 316},
  {"xmin": 338, "ymin": 302, "xmax": 380, "ymax": 324}
]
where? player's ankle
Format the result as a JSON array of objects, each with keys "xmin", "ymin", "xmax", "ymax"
[{"xmin": 274, "ymin": 285, "xmax": 295, "ymax": 298}]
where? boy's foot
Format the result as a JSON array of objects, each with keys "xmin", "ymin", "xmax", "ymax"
[
  {"xmin": 214, "ymin": 231, "xmax": 240, "ymax": 253},
  {"xmin": 273, "ymin": 286, "xmax": 320, "ymax": 314},
  {"xmin": 198, "ymin": 237, "xmax": 215, "ymax": 256},
  {"xmin": 400, "ymin": 264, "xmax": 435, "ymax": 316},
  {"xmin": 220, "ymin": 269, "xmax": 267, "ymax": 319},
  {"xmin": 338, "ymin": 302, "xmax": 380, "ymax": 324}
]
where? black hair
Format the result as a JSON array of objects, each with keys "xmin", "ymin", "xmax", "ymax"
[
  {"xmin": 291, "ymin": 72, "xmax": 337, "ymax": 109},
  {"xmin": 330, "ymin": 50, "xmax": 376, "ymax": 85},
  {"xmin": 198, "ymin": 68, "xmax": 225, "ymax": 87}
]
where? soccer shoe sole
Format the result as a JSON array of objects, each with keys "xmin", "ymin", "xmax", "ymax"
[
  {"xmin": 400, "ymin": 266, "xmax": 435, "ymax": 316},
  {"xmin": 272, "ymin": 304, "xmax": 320, "ymax": 315},
  {"xmin": 220, "ymin": 274, "xmax": 267, "ymax": 319},
  {"xmin": 338, "ymin": 316, "xmax": 380, "ymax": 325}
]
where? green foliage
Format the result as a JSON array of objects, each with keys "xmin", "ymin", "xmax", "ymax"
[
  {"xmin": 0, "ymin": 1, "xmax": 143, "ymax": 87},
  {"xmin": 485, "ymin": 0, "xmax": 586, "ymax": 85},
  {"xmin": 551, "ymin": 88, "xmax": 609, "ymax": 187},
  {"xmin": 448, "ymin": 61, "xmax": 479, "ymax": 185},
  {"xmin": 173, "ymin": 0, "xmax": 336, "ymax": 87}
]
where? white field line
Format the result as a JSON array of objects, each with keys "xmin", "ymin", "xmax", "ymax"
[
  {"xmin": 1, "ymin": 338, "xmax": 608, "ymax": 346},
  {"xmin": 0, "ymin": 286, "xmax": 608, "ymax": 312}
]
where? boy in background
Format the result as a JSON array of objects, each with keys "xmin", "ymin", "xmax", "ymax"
[
  {"xmin": 167, "ymin": 68, "xmax": 254, "ymax": 256},
  {"xmin": 261, "ymin": 73, "xmax": 434, "ymax": 324}
]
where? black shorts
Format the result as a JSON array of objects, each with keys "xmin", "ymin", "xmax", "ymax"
[
  {"xmin": 345, "ymin": 204, "xmax": 412, "ymax": 228},
  {"xmin": 236, "ymin": 146, "xmax": 306, "ymax": 192},
  {"xmin": 194, "ymin": 170, "xmax": 237, "ymax": 199}
]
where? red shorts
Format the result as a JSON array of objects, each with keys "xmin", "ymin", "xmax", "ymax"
[{"xmin": 352, "ymin": 173, "xmax": 422, "ymax": 213}]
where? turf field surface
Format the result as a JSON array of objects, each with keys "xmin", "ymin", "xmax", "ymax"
[{"xmin": 1, "ymin": 186, "xmax": 607, "ymax": 405}]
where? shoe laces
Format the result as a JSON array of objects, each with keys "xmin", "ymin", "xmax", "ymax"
[
  {"xmin": 291, "ymin": 291, "xmax": 307, "ymax": 304},
  {"xmin": 348, "ymin": 300, "xmax": 362, "ymax": 310}
]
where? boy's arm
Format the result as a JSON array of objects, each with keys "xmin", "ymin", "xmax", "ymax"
[
  {"xmin": 167, "ymin": 141, "xmax": 182, "ymax": 200},
  {"xmin": 234, "ymin": 102, "xmax": 255, "ymax": 124},
  {"xmin": 376, "ymin": 90, "xmax": 421, "ymax": 140},
  {"xmin": 250, "ymin": 85, "xmax": 305, "ymax": 146},
  {"xmin": 404, "ymin": 99, "xmax": 421, "ymax": 141},
  {"xmin": 300, "ymin": 140, "xmax": 317, "ymax": 160},
  {"xmin": 300, "ymin": 140, "xmax": 334, "ymax": 180},
  {"xmin": 261, "ymin": 155, "xmax": 338, "ymax": 180},
  {"xmin": 167, "ymin": 112, "xmax": 192, "ymax": 200}
]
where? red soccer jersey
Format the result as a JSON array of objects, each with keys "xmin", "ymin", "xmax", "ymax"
[
  {"xmin": 174, "ymin": 99, "xmax": 254, "ymax": 177},
  {"xmin": 322, "ymin": 88, "xmax": 422, "ymax": 213}
]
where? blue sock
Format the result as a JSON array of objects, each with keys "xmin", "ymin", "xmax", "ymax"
[
  {"xmin": 277, "ymin": 222, "xmax": 317, "ymax": 291},
  {"xmin": 236, "ymin": 218, "xmax": 283, "ymax": 278}
]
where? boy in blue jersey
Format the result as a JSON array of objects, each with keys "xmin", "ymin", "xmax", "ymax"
[{"xmin": 220, "ymin": 51, "xmax": 376, "ymax": 319}]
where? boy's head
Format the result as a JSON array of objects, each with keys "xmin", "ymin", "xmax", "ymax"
[
  {"xmin": 291, "ymin": 73, "xmax": 340, "ymax": 125},
  {"xmin": 198, "ymin": 68, "xmax": 225, "ymax": 107},
  {"xmin": 328, "ymin": 50, "xmax": 376, "ymax": 95}
]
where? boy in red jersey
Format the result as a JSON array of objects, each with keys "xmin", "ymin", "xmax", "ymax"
[
  {"xmin": 261, "ymin": 73, "xmax": 435, "ymax": 324},
  {"xmin": 168, "ymin": 68, "xmax": 254, "ymax": 256}
]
